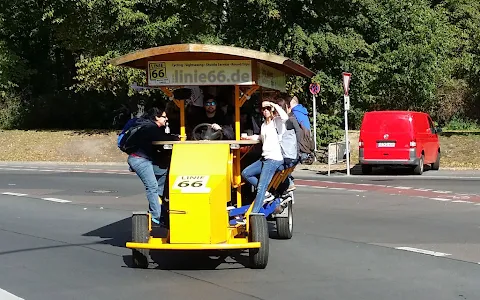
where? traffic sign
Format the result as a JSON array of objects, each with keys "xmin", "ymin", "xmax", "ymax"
[
  {"xmin": 309, "ymin": 83, "xmax": 321, "ymax": 95},
  {"xmin": 344, "ymin": 95, "xmax": 350, "ymax": 111},
  {"xmin": 342, "ymin": 72, "xmax": 351, "ymax": 96}
]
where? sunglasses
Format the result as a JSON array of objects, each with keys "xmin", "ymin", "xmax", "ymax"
[
  {"xmin": 205, "ymin": 101, "xmax": 216, "ymax": 106},
  {"xmin": 261, "ymin": 106, "xmax": 272, "ymax": 111}
]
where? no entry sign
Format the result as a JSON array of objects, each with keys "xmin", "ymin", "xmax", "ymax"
[{"xmin": 309, "ymin": 83, "xmax": 321, "ymax": 95}]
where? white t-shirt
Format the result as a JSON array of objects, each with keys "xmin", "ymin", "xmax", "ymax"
[{"xmin": 259, "ymin": 117, "xmax": 285, "ymax": 161}]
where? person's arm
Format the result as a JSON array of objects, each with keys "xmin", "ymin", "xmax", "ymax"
[
  {"xmin": 152, "ymin": 126, "xmax": 180, "ymax": 141},
  {"xmin": 270, "ymin": 102, "xmax": 288, "ymax": 122},
  {"xmin": 244, "ymin": 134, "xmax": 261, "ymax": 141}
]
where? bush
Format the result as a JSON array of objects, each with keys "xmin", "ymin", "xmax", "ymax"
[
  {"xmin": 314, "ymin": 113, "xmax": 344, "ymax": 147},
  {"xmin": 444, "ymin": 116, "xmax": 480, "ymax": 131},
  {"xmin": 0, "ymin": 92, "xmax": 27, "ymax": 129}
]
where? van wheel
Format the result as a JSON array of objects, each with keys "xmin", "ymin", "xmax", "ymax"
[
  {"xmin": 431, "ymin": 152, "xmax": 440, "ymax": 170},
  {"xmin": 413, "ymin": 155, "xmax": 424, "ymax": 175},
  {"xmin": 361, "ymin": 165, "xmax": 372, "ymax": 175}
]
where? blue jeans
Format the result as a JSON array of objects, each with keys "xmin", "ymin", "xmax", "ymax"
[
  {"xmin": 241, "ymin": 158, "xmax": 283, "ymax": 214},
  {"xmin": 277, "ymin": 158, "xmax": 298, "ymax": 194},
  {"xmin": 128, "ymin": 155, "xmax": 168, "ymax": 219}
]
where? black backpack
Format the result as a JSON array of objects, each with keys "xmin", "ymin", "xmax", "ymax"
[
  {"xmin": 298, "ymin": 123, "xmax": 315, "ymax": 154},
  {"xmin": 118, "ymin": 121, "xmax": 148, "ymax": 154}
]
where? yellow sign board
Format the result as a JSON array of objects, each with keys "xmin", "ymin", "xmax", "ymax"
[
  {"xmin": 257, "ymin": 62, "xmax": 286, "ymax": 92},
  {"xmin": 147, "ymin": 60, "xmax": 253, "ymax": 86}
]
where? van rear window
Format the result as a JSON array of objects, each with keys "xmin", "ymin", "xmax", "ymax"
[{"xmin": 361, "ymin": 114, "xmax": 412, "ymax": 133}]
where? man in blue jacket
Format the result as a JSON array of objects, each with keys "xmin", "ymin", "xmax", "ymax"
[{"xmin": 290, "ymin": 96, "xmax": 311, "ymax": 131}]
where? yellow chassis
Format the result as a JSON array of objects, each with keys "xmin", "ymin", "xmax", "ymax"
[{"xmin": 127, "ymin": 211, "xmax": 260, "ymax": 250}]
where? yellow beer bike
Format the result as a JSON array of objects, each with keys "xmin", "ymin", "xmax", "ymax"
[{"xmin": 111, "ymin": 44, "xmax": 314, "ymax": 269}]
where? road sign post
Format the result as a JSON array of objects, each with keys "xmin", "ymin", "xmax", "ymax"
[
  {"xmin": 342, "ymin": 72, "xmax": 351, "ymax": 176},
  {"xmin": 309, "ymin": 83, "xmax": 321, "ymax": 153}
]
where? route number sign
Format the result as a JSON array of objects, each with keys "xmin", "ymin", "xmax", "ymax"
[{"xmin": 172, "ymin": 175, "xmax": 211, "ymax": 193}]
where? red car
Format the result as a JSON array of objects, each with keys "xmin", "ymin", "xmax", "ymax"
[{"xmin": 358, "ymin": 110, "xmax": 441, "ymax": 175}]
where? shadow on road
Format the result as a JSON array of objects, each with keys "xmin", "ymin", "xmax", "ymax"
[
  {"xmin": 83, "ymin": 217, "xmax": 131, "ymax": 248},
  {"xmin": 84, "ymin": 216, "xmax": 286, "ymax": 270}
]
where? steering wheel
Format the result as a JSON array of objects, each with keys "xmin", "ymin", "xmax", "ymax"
[{"xmin": 192, "ymin": 123, "xmax": 224, "ymax": 141}]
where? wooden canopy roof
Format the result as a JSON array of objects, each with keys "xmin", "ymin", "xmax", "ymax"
[{"xmin": 109, "ymin": 43, "xmax": 315, "ymax": 78}]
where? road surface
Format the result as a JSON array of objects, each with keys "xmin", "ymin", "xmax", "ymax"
[{"xmin": 0, "ymin": 163, "xmax": 479, "ymax": 300}]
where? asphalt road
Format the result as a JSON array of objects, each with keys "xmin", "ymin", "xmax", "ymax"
[{"xmin": 0, "ymin": 164, "xmax": 480, "ymax": 300}]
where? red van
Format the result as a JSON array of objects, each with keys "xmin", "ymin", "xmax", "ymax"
[{"xmin": 358, "ymin": 111, "xmax": 441, "ymax": 175}]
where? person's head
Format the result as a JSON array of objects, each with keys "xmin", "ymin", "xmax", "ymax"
[
  {"xmin": 261, "ymin": 95, "xmax": 280, "ymax": 121},
  {"xmin": 144, "ymin": 106, "xmax": 168, "ymax": 127},
  {"xmin": 284, "ymin": 95, "xmax": 293, "ymax": 114},
  {"xmin": 203, "ymin": 94, "xmax": 217, "ymax": 114}
]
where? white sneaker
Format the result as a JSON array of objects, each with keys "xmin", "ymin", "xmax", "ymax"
[{"xmin": 263, "ymin": 191, "xmax": 274, "ymax": 203}]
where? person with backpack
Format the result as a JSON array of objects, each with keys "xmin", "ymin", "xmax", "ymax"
[
  {"xmin": 289, "ymin": 96, "xmax": 315, "ymax": 164},
  {"xmin": 290, "ymin": 96, "xmax": 311, "ymax": 130},
  {"xmin": 274, "ymin": 96, "xmax": 302, "ymax": 194},
  {"xmin": 119, "ymin": 106, "xmax": 179, "ymax": 226}
]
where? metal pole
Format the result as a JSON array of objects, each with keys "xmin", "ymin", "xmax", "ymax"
[
  {"xmin": 313, "ymin": 94, "xmax": 317, "ymax": 152},
  {"xmin": 344, "ymin": 96, "xmax": 350, "ymax": 176}
]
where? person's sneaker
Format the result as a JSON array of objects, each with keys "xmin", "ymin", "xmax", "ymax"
[
  {"xmin": 286, "ymin": 183, "xmax": 296, "ymax": 192},
  {"xmin": 280, "ymin": 192, "xmax": 292, "ymax": 201},
  {"xmin": 151, "ymin": 217, "xmax": 160, "ymax": 226},
  {"xmin": 263, "ymin": 191, "xmax": 274, "ymax": 203}
]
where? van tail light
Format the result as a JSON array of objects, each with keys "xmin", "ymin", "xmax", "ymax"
[
  {"xmin": 409, "ymin": 140, "xmax": 417, "ymax": 148},
  {"xmin": 359, "ymin": 140, "xmax": 364, "ymax": 148}
]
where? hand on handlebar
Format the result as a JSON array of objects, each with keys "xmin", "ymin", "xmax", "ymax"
[{"xmin": 211, "ymin": 123, "xmax": 221, "ymax": 131}]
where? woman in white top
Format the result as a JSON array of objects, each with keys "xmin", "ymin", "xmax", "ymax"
[{"xmin": 241, "ymin": 98, "xmax": 289, "ymax": 214}]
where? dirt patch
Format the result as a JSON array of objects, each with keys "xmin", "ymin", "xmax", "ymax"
[
  {"xmin": 0, "ymin": 130, "xmax": 478, "ymax": 169},
  {"xmin": 0, "ymin": 130, "xmax": 127, "ymax": 163}
]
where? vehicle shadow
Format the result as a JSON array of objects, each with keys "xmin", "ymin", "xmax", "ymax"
[
  {"xmin": 86, "ymin": 217, "xmax": 279, "ymax": 270},
  {"xmin": 82, "ymin": 217, "xmax": 131, "ymax": 248}
]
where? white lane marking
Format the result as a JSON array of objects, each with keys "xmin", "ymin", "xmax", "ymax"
[
  {"xmin": 433, "ymin": 190, "xmax": 452, "ymax": 194},
  {"xmin": 0, "ymin": 288, "xmax": 24, "ymax": 300},
  {"xmin": 394, "ymin": 186, "xmax": 412, "ymax": 189},
  {"xmin": 0, "ymin": 168, "xmax": 23, "ymax": 171},
  {"xmin": 430, "ymin": 197, "xmax": 451, "ymax": 202},
  {"xmin": 348, "ymin": 189, "xmax": 366, "ymax": 192},
  {"xmin": 41, "ymin": 197, "xmax": 71, "ymax": 203},
  {"xmin": 415, "ymin": 188, "xmax": 432, "ymax": 191},
  {"xmin": 8, "ymin": 184, "xmax": 16, "ymax": 186},
  {"xmin": 329, "ymin": 187, "xmax": 346, "ymax": 190},
  {"xmin": 38, "ymin": 169, "xmax": 55, "ymax": 172},
  {"xmin": 2, "ymin": 192, "xmax": 28, "ymax": 197},
  {"xmin": 395, "ymin": 247, "xmax": 451, "ymax": 257},
  {"xmin": 451, "ymin": 200, "xmax": 474, "ymax": 204},
  {"xmin": 357, "ymin": 183, "xmax": 374, "ymax": 186},
  {"xmin": 312, "ymin": 186, "xmax": 326, "ymax": 189}
]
